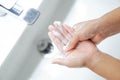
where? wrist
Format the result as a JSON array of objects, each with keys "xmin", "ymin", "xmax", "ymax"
[
  {"xmin": 85, "ymin": 49, "xmax": 102, "ymax": 69},
  {"xmin": 96, "ymin": 17, "xmax": 110, "ymax": 40}
]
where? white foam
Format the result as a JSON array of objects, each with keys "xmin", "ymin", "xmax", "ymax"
[{"xmin": 52, "ymin": 31, "xmax": 61, "ymax": 37}]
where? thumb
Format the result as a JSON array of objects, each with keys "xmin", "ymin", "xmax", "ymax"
[
  {"xmin": 52, "ymin": 58, "xmax": 66, "ymax": 65},
  {"xmin": 64, "ymin": 33, "xmax": 79, "ymax": 51}
]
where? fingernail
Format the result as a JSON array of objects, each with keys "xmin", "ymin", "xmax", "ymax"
[
  {"xmin": 54, "ymin": 21, "xmax": 61, "ymax": 25},
  {"xmin": 48, "ymin": 25, "xmax": 53, "ymax": 29},
  {"xmin": 54, "ymin": 21, "xmax": 63, "ymax": 31}
]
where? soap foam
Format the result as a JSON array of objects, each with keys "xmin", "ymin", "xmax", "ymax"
[
  {"xmin": 50, "ymin": 21, "xmax": 72, "ymax": 58},
  {"xmin": 52, "ymin": 31, "xmax": 61, "ymax": 37}
]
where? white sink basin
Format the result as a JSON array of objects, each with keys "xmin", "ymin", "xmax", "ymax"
[
  {"xmin": 0, "ymin": 12, "xmax": 27, "ymax": 66},
  {"xmin": 0, "ymin": 0, "xmax": 120, "ymax": 80}
]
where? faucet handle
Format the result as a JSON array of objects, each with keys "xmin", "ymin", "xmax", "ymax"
[{"xmin": 0, "ymin": 0, "xmax": 40, "ymax": 25}]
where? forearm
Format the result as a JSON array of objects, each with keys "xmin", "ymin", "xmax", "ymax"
[
  {"xmin": 98, "ymin": 7, "xmax": 120, "ymax": 38},
  {"xmin": 86, "ymin": 51, "xmax": 120, "ymax": 80}
]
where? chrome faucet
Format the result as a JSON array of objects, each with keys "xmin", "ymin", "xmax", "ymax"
[{"xmin": 0, "ymin": 0, "xmax": 40, "ymax": 25}]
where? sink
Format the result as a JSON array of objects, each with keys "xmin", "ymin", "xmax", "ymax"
[
  {"xmin": 0, "ymin": 10, "xmax": 27, "ymax": 67},
  {"xmin": 0, "ymin": 0, "xmax": 120, "ymax": 80}
]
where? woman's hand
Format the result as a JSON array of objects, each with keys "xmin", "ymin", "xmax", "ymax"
[
  {"xmin": 64, "ymin": 19, "xmax": 105, "ymax": 51},
  {"xmin": 64, "ymin": 7, "xmax": 120, "ymax": 51},
  {"xmin": 48, "ymin": 22, "xmax": 100, "ymax": 67}
]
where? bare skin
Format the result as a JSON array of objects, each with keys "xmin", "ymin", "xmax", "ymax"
[
  {"xmin": 48, "ymin": 7, "xmax": 120, "ymax": 80},
  {"xmin": 64, "ymin": 7, "xmax": 120, "ymax": 51},
  {"xmin": 48, "ymin": 23, "xmax": 120, "ymax": 80}
]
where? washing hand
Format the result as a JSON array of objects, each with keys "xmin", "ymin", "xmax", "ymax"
[
  {"xmin": 48, "ymin": 22, "xmax": 100, "ymax": 67},
  {"xmin": 63, "ymin": 7, "xmax": 120, "ymax": 51},
  {"xmin": 64, "ymin": 19, "xmax": 105, "ymax": 51},
  {"xmin": 48, "ymin": 7, "xmax": 120, "ymax": 79}
]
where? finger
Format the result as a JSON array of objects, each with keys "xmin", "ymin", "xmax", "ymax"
[
  {"xmin": 48, "ymin": 32, "xmax": 64, "ymax": 51},
  {"xmin": 48, "ymin": 25, "xmax": 64, "ymax": 41},
  {"xmin": 63, "ymin": 24, "xmax": 74, "ymax": 33},
  {"xmin": 53, "ymin": 23, "xmax": 66, "ymax": 42},
  {"xmin": 64, "ymin": 33, "xmax": 79, "ymax": 51},
  {"xmin": 52, "ymin": 58, "xmax": 67, "ymax": 65},
  {"xmin": 48, "ymin": 25, "xmax": 55, "ymax": 31},
  {"xmin": 53, "ymin": 22, "xmax": 69, "ymax": 45},
  {"xmin": 53, "ymin": 21, "xmax": 62, "ymax": 31},
  {"xmin": 49, "ymin": 23, "xmax": 63, "ymax": 39},
  {"xmin": 61, "ymin": 25, "xmax": 69, "ymax": 38},
  {"xmin": 52, "ymin": 30, "xmax": 68, "ymax": 45},
  {"xmin": 62, "ymin": 24, "xmax": 73, "ymax": 40},
  {"xmin": 53, "ymin": 22, "xmax": 71, "ymax": 38}
]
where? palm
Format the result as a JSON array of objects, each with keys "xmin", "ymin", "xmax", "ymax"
[
  {"xmin": 48, "ymin": 23, "xmax": 97, "ymax": 67},
  {"xmin": 62, "ymin": 40, "xmax": 97, "ymax": 67}
]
